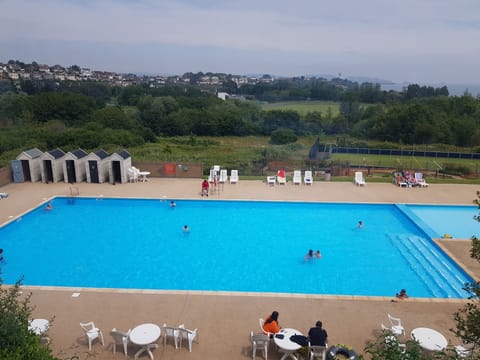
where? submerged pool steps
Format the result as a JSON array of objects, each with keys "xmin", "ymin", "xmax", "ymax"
[{"xmin": 388, "ymin": 234, "xmax": 466, "ymax": 298}]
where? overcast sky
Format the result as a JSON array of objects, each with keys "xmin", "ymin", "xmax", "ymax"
[{"xmin": 1, "ymin": 0, "xmax": 479, "ymax": 85}]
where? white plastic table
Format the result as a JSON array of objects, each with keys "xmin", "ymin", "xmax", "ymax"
[
  {"xmin": 274, "ymin": 328, "xmax": 304, "ymax": 360},
  {"xmin": 129, "ymin": 323, "xmax": 161, "ymax": 359},
  {"xmin": 139, "ymin": 171, "xmax": 150, "ymax": 182},
  {"xmin": 28, "ymin": 318, "xmax": 50, "ymax": 335},
  {"xmin": 411, "ymin": 327, "xmax": 448, "ymax": 351}
]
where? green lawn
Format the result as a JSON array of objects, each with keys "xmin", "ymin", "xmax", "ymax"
[
  {"xmin": 330, "ymin": 153, "xmax": 480, "ymax": 173},
  {"xmin": 261, "ymin": 101, "xmax": 341, "ymax": 116},
  {"xmin": 127, "ymin": 136, "xmax": 480, "ymax": 182}
]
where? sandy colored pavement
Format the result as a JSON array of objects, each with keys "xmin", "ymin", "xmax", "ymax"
[{"xmin": 1, "ymin": 179, "xmax": 479, "ymax": 360}]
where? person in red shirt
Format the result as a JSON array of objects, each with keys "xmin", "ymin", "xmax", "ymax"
[
  {"xmin": 201, "ymin": 179, "xmax": 210, "ymax": 197},
  {"xmin": 263, "ymin": 311, "xmax": 280, "ymax": 335}
]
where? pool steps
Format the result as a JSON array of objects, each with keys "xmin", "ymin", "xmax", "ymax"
[{"xmin": 388, "ymin": 234, "xmax": 466, "ymax": 298}]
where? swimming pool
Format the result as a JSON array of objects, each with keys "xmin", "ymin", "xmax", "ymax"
[
  {"xmin": 0, "ymin": 198, "xmax": 474, "ymax": 298},
  {"xmin": 404, "ymin": 204, "xmax": 479, "ymax": 239}
]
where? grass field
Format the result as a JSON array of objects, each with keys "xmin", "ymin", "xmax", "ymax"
[
  {"xmin": 330, "ymin": 153, "xmax": 480, "ymax": 173},
  {"xmin": 261, "ymin": 100, "xmax": 341, "ymax": 116},
  {"xmin": 127, "ymin": 136, "xmax": 480, "ymax": 182}
]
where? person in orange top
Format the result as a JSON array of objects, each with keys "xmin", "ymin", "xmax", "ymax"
[{"xmin": 263, "ymin": 311, "xmax": 280, "ymax": 335}]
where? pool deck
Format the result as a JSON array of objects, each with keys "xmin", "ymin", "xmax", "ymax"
[{"xmin": 1, "ymin": 179, "xmax": 480, "ymax": 359}]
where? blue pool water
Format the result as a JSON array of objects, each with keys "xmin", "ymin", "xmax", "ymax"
[
  {"xmin": 0, "ymin": 198, "xmax": 474, "ymax": 298},
  {"xmin": 405, "ymin": 205, "xmax": 479, "ymax": 239}
]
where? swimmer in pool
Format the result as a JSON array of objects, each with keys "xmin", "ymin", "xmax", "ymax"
[{"xmin": 304, "ymin": 249, "xmax": 314, "ymax": 261}]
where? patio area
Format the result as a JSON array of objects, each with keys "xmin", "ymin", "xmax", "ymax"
[{"xmin": 0, "ymin": 179, "xmax": 479, "ymax": 359}]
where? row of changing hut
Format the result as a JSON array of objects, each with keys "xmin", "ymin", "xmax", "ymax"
[{"xmin": 11, "ymin": 148, "xmax": 135, "ymax": 184}]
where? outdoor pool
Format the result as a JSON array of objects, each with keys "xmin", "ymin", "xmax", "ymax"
[{"xmin": 0, "ymin": 198, "xmax": 475, "ymax": 298}]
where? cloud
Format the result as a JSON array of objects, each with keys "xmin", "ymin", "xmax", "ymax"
[{"xmin": 1, "ymin": 0, "xmax": 480, "ymax": 83}]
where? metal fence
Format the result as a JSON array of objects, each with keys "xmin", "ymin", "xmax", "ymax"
[{"xmin": 333, "ymin": 147, "xmax": 480, "ymax": 160}]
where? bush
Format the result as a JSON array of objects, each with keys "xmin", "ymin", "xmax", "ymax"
[
  {"xmin": 441, "ymin": 163, "xmax": 472, "ymax": 176},
  {"xmin": 270, "ymin": 128, "xmax": 297, "ymax": 144},
  {"xmin": 0, "ymin": 277, "xmax": 58, "ymax": 360}
]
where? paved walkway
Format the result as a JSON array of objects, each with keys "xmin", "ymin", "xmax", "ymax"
[{"xmin": 0, "ymin": 179, "xmax": 479, "ymax": 360}]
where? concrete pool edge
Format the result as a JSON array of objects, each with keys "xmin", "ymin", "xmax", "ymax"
[
  {"xmin": 16, "ymin": 285, "xmax": 470, "ymax": 303},
  {"xmin": 435, "ymin": 239, "xmax": 480, "ymax": 282}
]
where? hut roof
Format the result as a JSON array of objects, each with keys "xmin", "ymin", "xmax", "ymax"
[
  {"xmin": 94, "ymin": 149, "xmax": 109, "ymax": 160},
  {"xmin": 24, "ymin": 148, "xmax": 43, "ymax": 159},
  {"xmin": 47, "ymin": 149, "xmax": 66, "ymax": 159},
  {"xmin": 70, "ymin": 149, "xmax": 88, "ymax": 159},
  {"xmin": 116, "ymin": 149, "xmax": 131, "ymax": 159}
]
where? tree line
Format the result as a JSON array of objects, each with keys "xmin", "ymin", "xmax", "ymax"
[{"xmin": 0, "ymin": 80, "xmax": 479, "ymax": 160}]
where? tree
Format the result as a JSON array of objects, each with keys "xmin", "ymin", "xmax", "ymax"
[
  {"xmin": 270, "ymin": 128, "xmax": 297, "ymax": 144},
  {"xmin": 451, "ymin": 191, "xmax": 480, "ymax": 356},
  {"xmin": 0, "ymin": 277, "xmax": 58, "ymax": 359}
]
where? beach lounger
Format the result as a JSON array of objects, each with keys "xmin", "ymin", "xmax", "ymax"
[
  {"xmin": 414, "ymin": 172, "xmax": 429, "ymax": 187},
  {"xmin": 219, "ymin": 169, "xmax": 228, "ymax": 183},
  {"xmin": 354, "ymin": 171, "xmax": 366, "ymax": 186},
  {"xmin": 292, "ymin": 170, "xmax": 301, "ymax": 185},
  {"xmin": 304, "ymin": 171, "xmax": 313, "ymax": 185},
  {"xmin": 230, "ymin": 170, "xmax": 239, "ymax": 184}
]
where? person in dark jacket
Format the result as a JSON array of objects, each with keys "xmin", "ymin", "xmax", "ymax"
[{"xmin": 308, "ymin": 320, "xmax": 328, "ymax": 346}]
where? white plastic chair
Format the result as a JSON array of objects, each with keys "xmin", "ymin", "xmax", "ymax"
[
  {"xmin": 230, "ymin": 170, "xmax": 239, "ymax": 184},
  {"xmin": 267, "ymin": 176, "xmax": 276, "ymax": 186},
  {"xmin": 177, "ymin": 324, "xmax": 198, "ymax": 352},
  {"xmin": 127, "ymin": 167, "xmax": 138, "ymax": 182},
  {"xmin": 251, "ymin": 331, "xmax": 269, "ymax": 360},
  {"xmin": 304, "ymin": 171, "xmax": 313, "ymax": 185},
  {"xmin": 110, "ymin": 328, "xmax": 130, "ymax": 357},
  {"xmin": 162, "ymin": 323, "xmax": 180, "ymax": 349},
  {"xmin": 259, "ymin": 318, "xmax": 273, "ymax": 337},
  {"xmin": 309, "ymin": 344, "xmax": 327, "ymax": 360},
  {"xmin": 387, "ymin": 313, "xmax": 405, "ymax": 336},
  {"xmin": 292, "ymin": 170, "xmax": 301, "ymax": 185},
  {"xmin": 80, "ymin": 321, "xmax": 104, "ymax": 351},
  {"xmin": 454, "ymin": 345, "xmax": 472, "ymax": 358}
]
